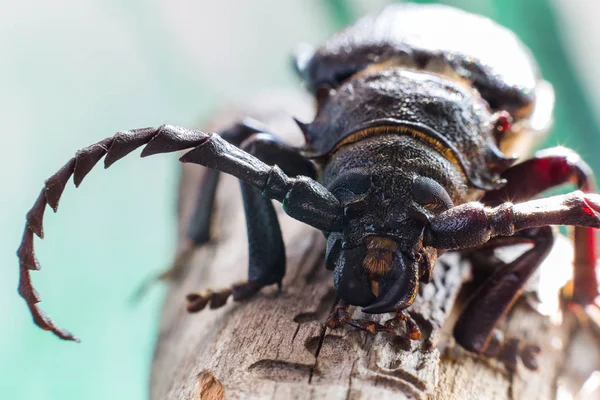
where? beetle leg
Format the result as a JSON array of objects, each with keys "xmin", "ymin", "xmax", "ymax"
[
  {"xmin": 326, "ymin": 300, "xmax": 421, "ymax": 338},
  {"xmin": 135, "ymin": 120, "xmax": 317, "ymax": 300},
  {"xmin": 383, "ymin": 310, "xmax": 421, "ymax": 340},
  {"xmin": 178, "ymin": 131, "xmax": 343, "ymax": 232},
  {"xmin": 184, "ymin": 118, "xmax": 291, "ymax": 247},
  {"xmin": 183, "ymin": 119, "xmax": 264, "ymax": 247},
  {"xmin": 326, "ymin": 301, "xmax": 387, "ymax": 333},
  {"xmin": 18, "ymin": 125, "xmax": 340, "ymax": 341},
  {"xmin": 453, "ymin": 227, "xmax": 554, "ymax": 371},
  {"xmin": 186, "ymin": 281, "xmax": 277, "ymax": 313},
  {"xmin": 184, "ymin": 132, "xmax": 318, "ymax": 311},
  {"xmin": 424, "ymin": 190, "xmax": 600, "ymax": 367},
  {"xmin": 483, "ymin": 147, "xmax": 599, "ymax": 305},
  {"xmin": 326, "ymin": 300, "xmax": 351, "ymax": 328},
  {"xmin": 131, "ymin": 120, "xmax": 266, "ymax": 301}
]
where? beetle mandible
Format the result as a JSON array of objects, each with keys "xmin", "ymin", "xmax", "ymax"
[{"xmin": 17, "ymin": 3, "xmax": 600, "ymax": 370}]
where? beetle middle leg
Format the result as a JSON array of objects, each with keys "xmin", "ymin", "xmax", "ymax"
[
  {"xmin": 185, "ymin": 128, "xmax": 318, "ymax": 312},
  {"xmin": 454, "ymin": 227, "xmax": 554, "ymax": 371}
]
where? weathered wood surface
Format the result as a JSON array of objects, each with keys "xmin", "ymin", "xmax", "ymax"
[{"xmin": 150, "ymin": 94, "xmax": 600, "ymax": 400}]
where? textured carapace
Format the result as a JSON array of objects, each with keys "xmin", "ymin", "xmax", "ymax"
[{"xmin": 299, "ymin": 69, "xmax": 516, "ymax": 190}]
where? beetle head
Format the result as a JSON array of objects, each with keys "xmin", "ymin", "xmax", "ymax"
[{"xmin": 324, "ymin": 162, "xmax": 450, "ymax": 313}]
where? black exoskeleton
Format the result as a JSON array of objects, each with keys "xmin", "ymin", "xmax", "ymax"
[{"xmin": 18, "ymin": 4, "xmax": 600, "ymax": 371}]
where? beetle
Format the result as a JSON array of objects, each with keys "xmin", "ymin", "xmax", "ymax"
[{"xmin": 17, "ymin": 3, "xmax": 600, "ymax": 370}]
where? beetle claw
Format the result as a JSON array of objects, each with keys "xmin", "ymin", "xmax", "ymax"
[
  {"xmin": 347, "ymin": 319, "xmax": 387, "ymax": 333},
  {"xmin": 326, "ymin": 301, "xmax": 386, "ymax": 332},
  {"xmin": 479, "ymin": 329, "xmax": 541, "ymax": 372},
  {"xmin": 186, "ymin": 287, "xmax": 233, "ymax": 313},
  {"xmin": 326, "ymin": 300, "xmax": 351, "ymax": 329},
  {"xmin": 326, "ymin": 301, "xmax": 421, "ymax": 338},
  {"xmin": 383, "ymin": 310, "xmax": 421, "ymax": 340}
]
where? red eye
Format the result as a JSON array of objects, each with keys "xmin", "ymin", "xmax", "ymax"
[{"xmin": 494, "ymin": 111, "xmax": 512, "ymax": 133}]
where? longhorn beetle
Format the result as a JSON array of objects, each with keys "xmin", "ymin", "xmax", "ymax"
[{"xmin": 18, "ymin": 4, "xmax": 600, "ymax": 369}]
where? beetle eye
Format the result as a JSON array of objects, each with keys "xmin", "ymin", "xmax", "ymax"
[
  {"xmin": 343, "ymin": 198, "xmax": 368, "ymax": 218},
  {"xmin": 412, "ymin": 176, "xmax": 454, "ymax": 212},
  {"xmin": 330, "ymin": 170, "xmax": 372, "ymax": 203}
]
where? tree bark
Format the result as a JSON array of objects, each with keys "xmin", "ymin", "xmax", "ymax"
[{"xmin": 150, "ymin": 94, "xmax": 600, "ymax": 400}]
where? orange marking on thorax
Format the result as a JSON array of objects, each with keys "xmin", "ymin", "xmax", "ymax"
[{"xmin": 331, "ymin": 125, "xmax": 465, "ymax": 177}]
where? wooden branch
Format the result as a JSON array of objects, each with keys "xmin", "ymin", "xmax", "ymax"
[{"xmin": 150, "ymin": 95, "xmax": 600, "ymax": 400}]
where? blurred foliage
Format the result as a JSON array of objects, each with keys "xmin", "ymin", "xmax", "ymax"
[{"xmin": 323, "ymin": 0, "xmax": 358, "ymax": 30}]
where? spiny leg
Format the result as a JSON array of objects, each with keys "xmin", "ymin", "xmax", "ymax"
[{"xmin": 18, "ymin": 125, "xmax": 341, "ymax": 341}]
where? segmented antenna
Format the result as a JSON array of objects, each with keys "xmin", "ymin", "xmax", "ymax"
[{"xmin": 17, "ymin": 125, "xmax": 210, "ymax": 341}]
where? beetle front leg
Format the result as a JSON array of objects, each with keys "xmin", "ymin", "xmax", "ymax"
[
  {"xmin": 326, "ymin": 300, "xmax": 422, "ymax": 339},
  {"xmin": 183, "ymin": 132, "xmax": 319, "ymax": 312},
  {"xmin": 184, "ymin": 118, "xmax": 317, "ymax": 247},
  {"xmin": 132, "ymin": 120, "xmax": 268, "ymax": 300},
  {"xmin": 326, "ymin": 300, "xmax": 385, "ymax": 333},
  {"xmin": 142, "ymin": 121, "xmax": 317, "ymax": 304},
  {"xmin": 185, "ymin": 178, "xmax": 287, "ymax": 313}
]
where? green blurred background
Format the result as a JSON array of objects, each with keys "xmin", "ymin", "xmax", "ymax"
[{"xmin": 1, "ymin": 0, "xmax": 599, "ymax": 398}]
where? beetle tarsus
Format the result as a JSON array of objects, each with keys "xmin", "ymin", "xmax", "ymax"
[
  {"xmin": 347, "ymin": 319, "xmax": 387, "ymax": 333},
  {"xmin": 477, "ymin": 329, "xmax": 541, "ymax": 372},
  {"xmin": 326, "ymin": 302, "xmax": 421, "ymax": 338},
  {"xmin": 326, "ymin": 301, "xmax": 388, "ymax": 333},
  {"xmin": 383, "ymin": 310, "xmax": 421, "ymax": 340},
  {"xmin": 186, "ymin": 280, "xmax": 280, "ymax": 313},
  {"xmin": 326, "ymin": 300, "xmax": 351, "ymax": 329},
  {"xmin": 186, "ymin": 287, "xmax": 234, "ymax": 313}
]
